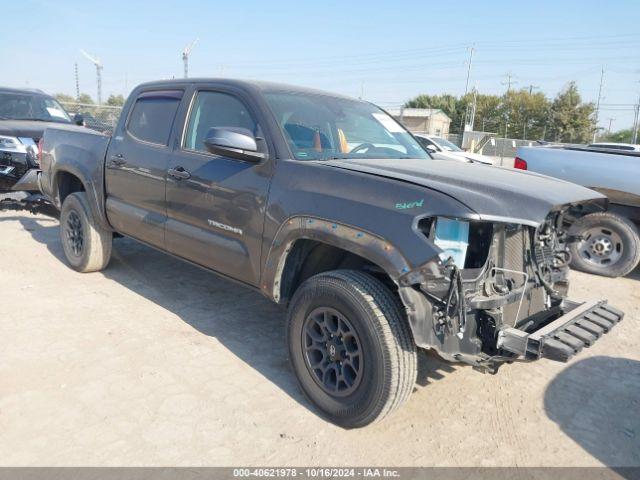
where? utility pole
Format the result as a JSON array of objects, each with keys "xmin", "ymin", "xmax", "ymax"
[
  {"xmin": 500, "ymin": 73, "xmax": 517, "ymax": 159},
  {"xmin": 502, "ymin": 72, "xmax": 517, "ymax": 93},
  {"xmin": 593, "ymin": 67, "xmax": 605, "ymax": 142},
  {"xmin": 607, "ymin": 117, "xmax": 615, "ymax": 133},
  {"xmin": 523, "ymin": 85, "xmax": 539, "ymax": 140},
  {"xmin": 74, "ymin": 63, "xmax": 80, "ymax": 101},
  {"xmin": 469, "ymin": 86, "xmax": 478, "ymax": 130},
  {"xmin": 460, "ymin": 46, "xmax": 475, "ymax": 136},
  {"xmin": 464, "ymin": 47, "xmax": 474, "ymax": 96},
  {"xmin": 632, "ymin": 93, "xmax": 640, "ymax": 144}
]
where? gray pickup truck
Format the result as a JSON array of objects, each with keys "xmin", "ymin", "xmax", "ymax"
[
  {"xmin": 515, "ymin": 145, "xmax": 640, "ymax": 277},
  {"xmin": 35, "ymin": 79, "xmax": 623, "ymax": 427}
]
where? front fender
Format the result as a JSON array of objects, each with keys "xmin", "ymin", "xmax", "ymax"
[{"xmin": 262, "ymin": 216, "xmax": 413, "ymax": 302}]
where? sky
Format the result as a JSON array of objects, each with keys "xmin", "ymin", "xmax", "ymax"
[{"xmin": 2, "ymin": 0, "xmax": 639, "ymax": 131}]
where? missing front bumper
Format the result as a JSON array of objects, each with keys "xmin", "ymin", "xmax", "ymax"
[{"xmin": 498, "ymin": 300, "xmax": 624, "ymax": 362}]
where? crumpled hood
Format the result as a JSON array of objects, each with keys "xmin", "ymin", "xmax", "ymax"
[
  {"xmin": 0, "ymin": 120, "xmax": 85, "ymax": 139},
  {"xmin": 322, "ymin": 158, "xmax": 606, "ymax": 226}
]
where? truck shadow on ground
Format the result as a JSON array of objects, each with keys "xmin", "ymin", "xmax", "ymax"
[
  {"xmin": 11, "ymin": 215, "xmax": 450, "ymax": 420},
  {"xmin": 544, "ymin": 356, "xmax": 640, "ymax": 469},
  {"xmin": 627, "ymin": 268, "xmax": 640, "ymax": 281}
]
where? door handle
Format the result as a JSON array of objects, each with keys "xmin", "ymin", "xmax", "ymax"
[
  {"xmin": 109, "ymin": 154, "xmax": 126, "ymax": 167},
  {"xmin": 168, "ymin": 166, "xmax": 191, "ymax": 180}
]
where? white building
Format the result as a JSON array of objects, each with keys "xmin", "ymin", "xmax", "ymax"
[{"xmin": 386, "ymin": 107, "xmax": 452, "ymax": 136}]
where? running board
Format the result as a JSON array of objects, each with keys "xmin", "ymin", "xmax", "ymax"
[{"xmin": 497, "ymin": 300, "xmax": 624, "ymax": 362}]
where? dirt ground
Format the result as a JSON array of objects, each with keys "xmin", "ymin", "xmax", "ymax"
[{"xmin": 0, "ymin": 209, "xmax": 638, "ymax": 467}]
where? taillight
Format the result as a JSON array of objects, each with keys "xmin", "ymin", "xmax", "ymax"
[{"xmin": 514, "ymin": 157, "xmax": 527, "ymax": 170}]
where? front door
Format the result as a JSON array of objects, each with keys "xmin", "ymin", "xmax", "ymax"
[
  {"xmin": 105, "ymin": 90, "xmax": 183, "ymax": 249},
  {"xmin": 165, "ymin": 89, "xmax": 272, "ymax": 286}
]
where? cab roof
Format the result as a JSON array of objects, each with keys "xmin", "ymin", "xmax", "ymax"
[{"xmin": 134, "ymin": 78, "xmax": 357, "ymax": 101}]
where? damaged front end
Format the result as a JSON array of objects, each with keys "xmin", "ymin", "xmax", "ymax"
[{"xmin": 398, "ymin": 205, "xmax": 624, "ymax": 373}]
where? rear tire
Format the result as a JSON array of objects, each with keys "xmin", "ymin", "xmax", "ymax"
[
  {"xmin": 286, "ymin": 270, "xmax": 417, "ymax": 428},
  {"xmin": 569, "ymin": 212, "xmax": 640, "ymax": 277},
  {"xmin": 59, "ymin": 192, "xmax": 112, "ymax": 272}
]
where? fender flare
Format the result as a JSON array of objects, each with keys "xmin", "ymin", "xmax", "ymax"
[
  {"xmin": 261, "ymin": 216, "xmax": 412, "ymax": 303},
  {"xmin": 51, "ymin": 165, "xmax": 111, "ymax": 231}
]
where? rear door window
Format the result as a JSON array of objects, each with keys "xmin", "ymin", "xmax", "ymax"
[{"xmin": 127, "ymin": 91, "xmax": 182, "ymax": 145}]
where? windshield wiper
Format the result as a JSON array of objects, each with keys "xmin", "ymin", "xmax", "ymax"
[{"xmin": 12, "ymin": 118, "xmax": 47, "ymax": 122}]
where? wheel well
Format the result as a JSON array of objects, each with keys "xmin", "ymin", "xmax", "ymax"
[
  {"xmin": 56, "ymin": 171, "xmax": 85, "ymax": 205},
  {"xmin": 278, "ymin": 239, "xmax": 395, "ymax": 304}
]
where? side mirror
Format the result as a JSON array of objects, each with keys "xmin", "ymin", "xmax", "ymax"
[
  {"xmin": 73, "ymin": 113, "xmax": 84, "ymax": 126},
  {"xmin": 425, "ymin": 144, "xmax": 438, "ymax": 153},
  {"xmin": 203, "ymin": 127, "xmax": 265, "ymax": 162}
]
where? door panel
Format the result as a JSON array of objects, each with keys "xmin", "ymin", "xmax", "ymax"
[
  {"xmin": 165, "ymin": 90, "xmax": 271, "ymax": 286},
  {"xmin": 105, "ymin": 91, "xmax": 182, "ymax": 248}
]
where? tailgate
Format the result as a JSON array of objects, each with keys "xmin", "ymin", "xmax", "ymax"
[{"xmin": 498, "ymin": 300, "xmax": 624, "ymax": 362}]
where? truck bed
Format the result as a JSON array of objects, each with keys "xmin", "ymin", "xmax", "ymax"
[
  {"xmin": 39, "ymin": 127, "xmax": 112, "ymax": 228},
  {"xmin": 516, "ymin": 145, "xmax": 640, "ymax": 207}
]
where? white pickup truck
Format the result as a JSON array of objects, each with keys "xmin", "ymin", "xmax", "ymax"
[{"xmin": 515, "ymin": 145, "xmax": 640, "ymax": 277}]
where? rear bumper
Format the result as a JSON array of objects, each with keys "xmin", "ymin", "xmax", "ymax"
[
  {"xmin": 10, "ymin": 168, "xmax": 41, "ymax": 193},
  {"xmin": 498, "ymin": 300, "xmax": 624, "ymax": 362}
]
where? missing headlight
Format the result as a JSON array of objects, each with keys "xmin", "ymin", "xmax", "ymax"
[{"xmin": 419, "ymin": 217, "xmax": 493, "ymax": 270}]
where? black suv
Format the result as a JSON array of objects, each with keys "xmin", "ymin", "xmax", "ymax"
[{"xmin": 0, "ymin": 87, "xmax": 79, "ymax": 192}]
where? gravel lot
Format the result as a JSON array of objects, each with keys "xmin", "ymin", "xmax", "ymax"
[{"xmin": 0, "ymin": 209, "xmax": 638, "ymax": 467}]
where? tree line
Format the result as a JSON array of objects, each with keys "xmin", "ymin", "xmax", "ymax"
[
  {"xmin": 405, "ymin": 81, "xmax": 601, "ymax": 143},
  {"xmin": 54, "ymin": 93, "xmax": 125, "ymax": 107}
]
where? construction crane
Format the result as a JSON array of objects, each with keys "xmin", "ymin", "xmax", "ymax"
[
  {"xmin": 182, "ymin": 38, "xmax": 198, "ymax": 79},
  {"xmin": 80, "ymin": 49, "xmax": 103, "ymax": 104}
]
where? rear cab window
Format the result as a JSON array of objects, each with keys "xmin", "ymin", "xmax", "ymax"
[{"xmin": 126, "ymin": 90, "xmax": 183, "ymax": 145}]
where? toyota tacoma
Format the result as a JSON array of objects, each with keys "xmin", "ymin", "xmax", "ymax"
[{"xmin": 33, "ymin": 79, "xmax": 623, "ymax": 427}]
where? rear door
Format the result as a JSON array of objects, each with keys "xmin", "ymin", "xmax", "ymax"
[
  {"xmin": 105, "ymin": 90, "xmax": 183, "ymax": 248},
  {"xmin": 165, "ymin": 87, "xmax": 272, "ymax": 286}
]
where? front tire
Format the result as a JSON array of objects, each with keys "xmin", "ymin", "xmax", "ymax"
[
  {"xmin": 59, "ymin": 192, "xmax": 112, "ymax": 272},
  {"xmin": 569, "ymin": 212, "xmax": 640, "ymax": 277},
  {"xmin": 287, "ymin": 270, "xmax": 417, "ymax": 428}
]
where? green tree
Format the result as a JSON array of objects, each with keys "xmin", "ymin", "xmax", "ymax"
[
  {"xmin": 106, "ymin": 94, "xmax": 125, "ymax": 106},
  {"xmin": 601, "ymin": 128, "xmax": 635, "ymax": 143},
  {"xmin": 549, "ymin": 82, "xmax": 595, "ymax": 143},
  {"xmin": 498, "ymin": 89, "xmax": 551, "ymax": 140},
  {"xmin": 77, "ymin": 93, "xmax": 94, "ymax": 105},
  {"xmin": 472, "ymin": 93, "xmax": 502, "ymax": 132},
  {"xmin": 54, "ymin": 93, "xmax": 75, "ymax": 103}
]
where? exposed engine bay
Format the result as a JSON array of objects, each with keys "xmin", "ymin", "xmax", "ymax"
[{"xmin": 398, "ymin": 204, "xmax": 623, "ymax": 372}]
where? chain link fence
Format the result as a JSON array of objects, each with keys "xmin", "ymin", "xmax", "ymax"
[
  {"xmin": 480, "ymin": 138, "xmax": 540, "ymax": 158},
  {"xmin": 60, "ymin": 102, "xmax": 123, "ymax": 135}
]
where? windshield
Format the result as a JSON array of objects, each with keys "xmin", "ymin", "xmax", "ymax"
[
  {"xmin": 431, "ymin": 136, "xmax": 462, "ymax": 152},
  {"xmin": 0, "ymin": 93, "xmax": 71, "ymax": 123},
  {"xmin": 264, "ymin": 92, "xmax": 428, "ymax": 161}
]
